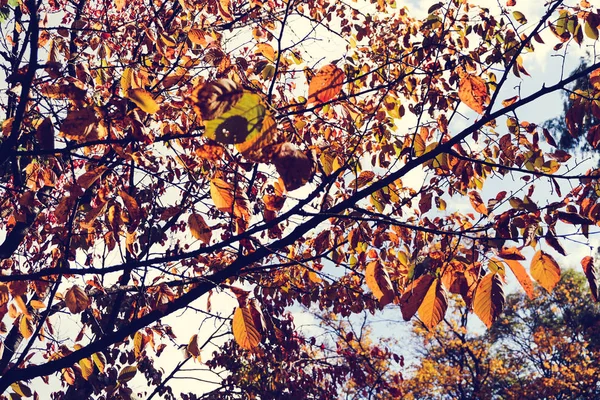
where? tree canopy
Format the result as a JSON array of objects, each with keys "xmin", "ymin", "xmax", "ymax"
[
  {"xmin": 402, "ymin": 270, "xmax": 600, "ymax": 400},
  {"xmin": 0, "ymin": 0, "xmax": 599, "ymax": 398}
]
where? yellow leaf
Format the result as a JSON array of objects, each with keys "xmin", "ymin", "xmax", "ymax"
[
  {"xmin": 255, "ymin": 43, "xmax": 275, "ymax": 61},
  {"xmin": 134, "ymin": 331, "xmax": 144, "ymax": 358},
  {"xmin": 187, "ymin": 334, "xmax": 201, "ymax": 359},
  {"xmin": 473, "ymin": 273, "xmax": 505, "ymax": 328},
  {"xmin": 188, "ymin": 213, "xmax": 212, "ymax": 243},
  {"xmin": 10, "ymin": 382, "xmax": 32, "ymax": 398},
  {"xmin": 417, "ymin": 278, "xmax": 447, "ymax": 329},
  {"xmin": 232, "ymin": 306, "xmax": 261, "ymax": 350},
  {"xmin": 79, "ymin": 357, "xmax": 94, "ymax": 380},
  {"xmin": 65, "ymin": 286, "xmax": 90, "ymax": 314},
  {"xmin": 365, "ymin": 261, "xmax": 395, "ymax": 306},
  {"xmin": 126, "ymin": 88, "xmax": 160, "ymax": 114},
  {"xmin": 19, "ymin": 315, "xmax": 34, "ymax": 339},
  {"xmin": 92, "ymin": 352, "xmax": 106, "ymax": 373},
  {"xmin": 530, "ymin": 250, "xmax": 561, "ymax": 292},
  {"xmin": 120, "ymin": 67, "xmax": 134, "ymax": 93},
  {"xmin": 30, "ymin": 299, "xmax": 46, "ymax": 309}
]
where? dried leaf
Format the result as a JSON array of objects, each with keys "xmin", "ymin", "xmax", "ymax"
[
  {"xmin": 365, "ymin": 261, "xmax": 395, "ymax": 307},
  {"xmin": 458, "ymin": 73, "xmax": 490, "ymax": 114},
  {"xmin": 191, "ymin": 79, "xmax": 243, "ymax": 120},
  {"xmin": 468, "ymin": 191, "xmax": 488, "ymax": 215},
  {"xmin": 582, "ymin": 256, "xmax": 599, "ymax": 302},
  {"xmin": 188, "ymin": 213, "xmax": 212, "ymax": 244},
  {"xmin": 65, "ymin": 286, "xmax": 90, "ymax": 314},
  {"xmin": 271, "ymin": 142, "xmax": 315, "ymax": 191},
  {"xmin": 187, "ymin": 334, "xmax": 201, "ymax": 359}
]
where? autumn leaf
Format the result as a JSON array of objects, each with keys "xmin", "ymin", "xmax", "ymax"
[
  {"xmin": 505, "ymin": 259, "xmax": 535, "ymax": 299},
  {"xmin": 365, "ymin": 261, "xmax": 395, "ymax": 307},
  {"xmin": 19, "ymin": 315, "xmax": 34, "ymax": 339},
  {"xmin": 530, "ymin": 250, "xmax": 561, "ymax": 292},
  {"xmin": 308, "ymin": 64, "xmax": 345, "ymax": 104},
  {"xmin": 400, "ymin": 274, "xmax": 435, "ymax": 321},
  {"xmin": 418, "ymin": 278, "xmax": 448, "ymax": 329},
  {"xmin": 498, "ymin": 246, "xmax": 526, "ymax": 260},
  {"xmin": 232, "ymin": 306, "xmax": 262, "ymax": 350},
  {"xmin": 79, "ymin": 358, "xmax": 94, "ymax": 380},
  {"xmin": 581, "ymin": 256, "xmax": 599, "ymax": 302},
  {"xmin": 117, "ymin": 365, "xmax": 137, "ymax": 383},
  {"xmin": 468, "ymin": 191, "xmax": 488, "ymax": 215},
  {"xmin": 125, "ymin": 88, "xmax": 160, "ymax": 114},
  {"xmin": 188, "ymin": 213, "xmax": 212, "ymax": 243},
  {"xmin": 65, "ymin": 286, "xmax": 90, "ymax": 314},
  {"xmin": 204, "ymin": 93, "xmax": 266, "ymax": 144},
  {"xmin": 458, "ymin": 72, "xmax": 490, "ymax": 114},
  {"xmin": 133, "ymin": 331, "xmax": 144, "ymax": 358},
  {"xmin": 92, "ymin": 352, "xmax": 107, "ymax": 373},
  {"xmin": 191, "ymin": 78, "xmax": 244, "ymax": 121},
  {"xmin": 271, "ymin": 142, "xmax": 315, "ymax": 191},
  {"xmin": 187, "ymin": 334, "xmax": 201, "ymax": 360},
  {"xmin": 473, "ymin": 273, "xmax": 505, "ymax": 328},
  {"xmin": 210, "ymin": 178, "xmax": 234, "ymax": 212}
]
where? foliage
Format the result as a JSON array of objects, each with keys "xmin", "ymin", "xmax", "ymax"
[
  {"xmin": 0, "ymin": 0, "xmax": 598, "ymax": 398},
  {"xmin": 402, "ymin": 269, "xmax": 600, "ymax": 400}
]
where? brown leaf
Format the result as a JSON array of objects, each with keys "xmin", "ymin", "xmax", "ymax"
[
  {"xmin": 308, "ymin": 64, "xmax": 345, "ymax": 104},
  {"xmin": 117, "ymin": 365, "xmax": 137, "ymax": 383},
  {"xmin": 232, "ymin": 306, "xmax": 261, "ymax": 350},
  {"xmin": 365, "ymin": 261, "xmax": 395, "ymax": 307},
  {"xmin": 557, "ymin": 211, "xmax": 593, "ymax": 225},
  {"xmin": 473, "ymin": 273, "xmax": 505, "ymax": 328},
  {"xmin": 191, "ymin": 79, "xmax": 243, "ymax": 120},
  {"xmin": 458, "ymin": 73, "xmax": 490, "ymax": 114},
  {"xmin": 582, "ymin": 256, "xmax": 599, "ymax": 302},
  {"xmin": 65, "ymin": 286, "xmax": 90, "ymax": 314},
  {"xmin": 505, "ymin": 259, "xmax": 535, "ymax": 299},
  {"xmin": 399, "ymin": 274, "xmax": 435, "ymax": 321},
  {"xmin": 188, "ymin": 213, "xmax": 212, "ymax": 244},
  {"xmin": 418, "ymin": 278, "xmax": 448, "ymax": 329},
  {"xmin": 271, "ymin": 142, "xmax": 315, "ymax": 191},
  {"xmin": 187, "ymin": 334, "xmax": 201, "ymax": 359},
  {"xmin": 530, "ymin": 250, "xmax": 560, "ymax": 292},
  {"xmin": 544, "ymin": 233, "xmax": 566, "ymax": 256}
]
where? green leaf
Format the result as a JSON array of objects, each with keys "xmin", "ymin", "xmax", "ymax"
[{"xmin": 204, "ymin": 93, "xmax": 266, "ymax": 144}]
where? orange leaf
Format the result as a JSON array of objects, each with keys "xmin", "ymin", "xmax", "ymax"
[
  {"xmin": 232, "ymin": 306, "xmax": 261, "ymax": 350},
  {"xmin": 399, "ymin": 274, "xmax": 435, "ymax": 321},
  {"xmin": 19, "ymin": 314, "xmax": 34, "ymax": 339},
  {"xmin": 417, "ymin": 278, "xmax": 448, "ymax": 329},
  {"xmin": 530, "ymin": 250, "xmax": 561, "ymax": 292},
  {"xmin": 458, "ymin": 73, "xmax": 490, "ymax": 114},
  {"xmin": 365, "ymin": 261, "xmax": 395, "ymax": 307},
  {"xmin": 188, "ymin": 213, "xmax": 212, "ymax": 244},
  {"xmin": 473, "ymin": 273, "xmax": 505, "ymax": 328},
  {"xmin": 65, "ymin": 285, "xmax": 90, "ymax": 314},
  {"xmin": 498, "ymin": 246, "xmax": 526, "ymax": 260},
  {"xmin": 308, "ymin": 64, "xmax": 345, "ymax": 104},
  {"xmin": 505, "ymin": 259, "xmax": 535, "ymax": 299},
  {"xmin": 582, "ymin": 256, "xmax": 599, "ymax": 302},
  {"xmin": 210, "ymin": 178, "xmax": 234, "ymax": 212},
  {"xmin": 468, "ymin": 191, "xmax": 488, "ymax": 215}
]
